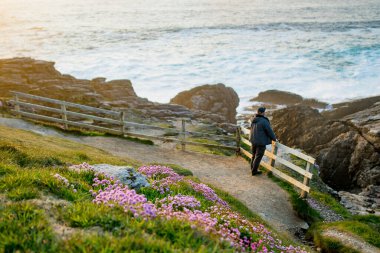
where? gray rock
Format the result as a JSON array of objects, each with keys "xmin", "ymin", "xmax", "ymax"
[
  {"xmin": 92, "ymin": 164, "xmax": 150, "ymax": 190},
  {"xmin": 338, "ymin": 190, "xmax": 380, "ymax": 215}
]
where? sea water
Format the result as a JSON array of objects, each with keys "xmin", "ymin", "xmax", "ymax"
[{"xmin": 1, "ymin": 0, "xmax": 379, "ymax": 110}]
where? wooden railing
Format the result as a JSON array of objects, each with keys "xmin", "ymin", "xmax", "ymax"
[
  {"xmin": 10, "ymin": 91, "xmax": 237, "ymax": 151},
  {"xmin": 10, "ymin": 91, "xmax": 316, "ymax": 197},
  {"xmin": 238, "ymin": 126, "xmax": 315, "ymax": 197}
]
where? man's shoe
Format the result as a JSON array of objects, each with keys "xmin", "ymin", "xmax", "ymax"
[{"xmin": 252, "ymin": 171, "xmax": 262, "ymax": 176}]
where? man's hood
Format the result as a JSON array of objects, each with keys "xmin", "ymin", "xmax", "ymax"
[{"xmin": 252, "ymin": 114, "xmax": 269, "ymax": 123}]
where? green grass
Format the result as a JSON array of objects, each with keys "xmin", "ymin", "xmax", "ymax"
[
  {"xmin": 0, "ymin": 125, "xmax": 139, "ymax": 167},
  {"xmin": 0, "ymin": 167, "xmax": 92, "ymax": 202},
  {"xmin": 309, "ymin": 225, "xmax": 360, "ymax": 253},
  {"xmin": 310, "ymin": 190, "xmax": 352, "ymax": 219},
  {"xmin": 267, "ymin": 172, "xmax": 322, "ymax": 224},
  {"xmin": 60, "ymin": 202, "xmax": 126, "ymax": 229},
  {"xmin": 61, "ymin": 221, "xmax": 231, "ymax": 253},
  {"xmin": 60, "ymin": 201, "xmax": 232, "ymax": 252},
  {"xmin": 353, "ymin": 215, "xmax": 380, "ymax": 233},
  {"xmin": 0, "ymin": 202, "xmax": 58, "ymax": 253},
  {"xmin": 0, "ymin": 124, "xmax": 233, "ymax": 252},
  {"xmin": 28, "ymin": 119, "xmax": 155, "ymax": 145},
  {"xmin": 324, "ymin": 221, "xmax": 380, "ymax": 247},
  {"xmin": 289, "ymin": 154, "xmax": 307, "ymax": 168},
  {"xmin": 338, "ymin": 221, "xmax": 380, "ymax": 247},
  {"xmin": 309, "ymin": 219, "xmax": 380, "ymax": 252},
  {"xmin": 7, "ymin": 186, "xmax": 40, "ymax": 201},
  {"xmin": 184, "ymin": 138, "xmax": 235, "ymax": 156},
  {"xmin": 0, "ymin": 168, "xmax": 233, "ymax": 252}
]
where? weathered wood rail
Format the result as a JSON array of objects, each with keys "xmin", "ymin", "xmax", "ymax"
[
  {"xmin": 10, "ymin": 91, "xmax": 237, "ymax": 151},
  {"xmin": 238, "ymin": 126, "xmax": 315, "ymax": 197},
  {"xmin": 10, "ymin": 91, "xmax": 315, "ymax": 197}
]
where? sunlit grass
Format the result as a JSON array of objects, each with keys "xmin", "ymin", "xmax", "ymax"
[{"xmin": 0, "ymin": 125, "xmax": 139, "ymax": 167}]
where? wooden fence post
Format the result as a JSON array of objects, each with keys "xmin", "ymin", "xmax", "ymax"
[
  {"xmin": 270, "ymin": 141, "xmax": 278, "ymax": 167},
  {"xmin": 119, "ymin": 111, "xmax": 125, "ymax": 135},
  {"xmin": 61, "ymin": 104, "xmax": 68, "ymax": 130},
  {"xmin": 181, "ymin": 119, "xmax": 186, "ymax": 151},
  {"xmin": 236, "ymin": 126, "xmax": 241, "ymax": 156},
  {"xmin": 14, "ymin": 94, "xmax": 21, "ymax": 118},
  {"xmin": 301, "ymin": 162, "xmax": 311, "ymax": 198}
]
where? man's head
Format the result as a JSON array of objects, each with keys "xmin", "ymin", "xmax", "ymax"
[{"xmin": 257, "ymin": 107, "xmax": 266, "ymax": 115}]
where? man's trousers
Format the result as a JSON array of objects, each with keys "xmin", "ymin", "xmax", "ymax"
[{"xmin": 250, "ymin": 144, "xmax": 266, "ymax": 173}]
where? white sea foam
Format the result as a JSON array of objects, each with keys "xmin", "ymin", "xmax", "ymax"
[{"xmin": 1, "ymin": 0, "xmax": 379, "ymax": 112}]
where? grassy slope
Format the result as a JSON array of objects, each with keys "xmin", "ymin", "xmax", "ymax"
[
  {"xmin": 0, "ymin": 125, "xmax": 226, "ymax": 252},
  {"xmin": 0, "ymin": 125, "xmax": 302, "ymax": 252}
]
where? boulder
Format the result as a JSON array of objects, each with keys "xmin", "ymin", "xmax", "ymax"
[
  {"xmin": 0, "ymin": 57, "xmax": 139, "ymax": 108},
  {"xmin": 170, "ymin": 83, "xmax": 239, "ymax": 123},
  {"xmin": 91, "ymin": 164, "xmax": 150, "ymax": 190},
  {"xmin": 250, "ymin": 89, "xmax": 327, "ymax": 109},
  {"xmin": 251, "ymin": 90, "xmax": 303, "ymax": 105}
]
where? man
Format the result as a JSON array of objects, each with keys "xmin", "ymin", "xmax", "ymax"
[{"xmin": 250, "ymin": 107, "xmax": 277, "ymax": 176}]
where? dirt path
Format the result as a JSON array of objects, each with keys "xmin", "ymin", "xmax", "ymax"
[
  {"xmin": 322, "ymin": 229, "xmax": 380, "ymax": 253},
  {"xmin": 0, "ymin": 118, "xmax": 307, "ymax": 235}
]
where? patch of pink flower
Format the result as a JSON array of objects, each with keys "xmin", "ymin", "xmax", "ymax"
[
  {"xmin": 138, "ymin": 165, "xmax": 183, "ymax": 193},
  {"xmin": 157, "ymin": 194, "xmax": 201, "ymax": 210},
  {"xmin": 208, "ymin": 206, "xmax": 308, "ymax": 252},
  {"xmin": 53, "ymin": 173, "xmax": 77, "ymax": 192},
  {"xmin": 70, "ymin": 163, "xmax": 308, "ymax": 252},
  {"xmin": 90, "ymin": 175, "xmax": 156, "ymax": 218},
  {"xmin": 68, "ymin": 162, "xmax": 95, "ymax": 172},
  {"xmin": 186, "ymin": 179, "xmax": 228, "ymax": 207},
  {"xmin": 156, "ymin": 194, "xmax": 218, "ymax": 234}
]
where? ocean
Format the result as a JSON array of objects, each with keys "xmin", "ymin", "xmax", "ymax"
[{"xmin": 1, "ymin": 0, "xmax": 380, "ymax": 110}]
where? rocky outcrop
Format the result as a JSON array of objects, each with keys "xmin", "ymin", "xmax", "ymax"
[
  {"xmin": 170, "ymin": 83, "xmax": 239, "ymax": 124},
  {"xmin": 271, "ymin": 106, "xmax": 339, "ymax": 153},
  {"xmin": 271, "ymin": 99, "xmax": 380, "ymax": 191},
  {"xmin": 251, "ymin": 90, "xmax": 328, "ymax": 109},
  {"xmin": 0, "ymin": 57, "xmax": 142, "ymax": 108},
  {"xmin": 0, "ymin": 58, "xmax": 239, "ymax": 126},
  {"xmin": 339, "ymin": 185, "xmax": 380, "ymax": 215},
  {"xmin": 323, "ymin": 96, "xmax": 380, "ymax": 120}
]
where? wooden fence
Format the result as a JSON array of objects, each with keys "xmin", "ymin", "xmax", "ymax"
[
  {"xmin": 238, "ymin": 126, "xmax": 315, "ymax": 197},
  {"xmin": 10, "ymin": 91, "xmax": 315, "ymax": 197},
  {"xmin": 10, "ymin": 91, "xmax": 237, "ymax": 152}
]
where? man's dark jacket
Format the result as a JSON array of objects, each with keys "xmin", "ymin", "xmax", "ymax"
[{"xmin": 250, "ymin": 114, "xmax": 276, "ymax": 146}]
